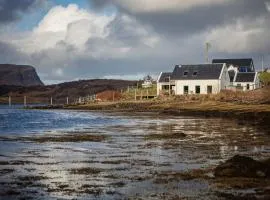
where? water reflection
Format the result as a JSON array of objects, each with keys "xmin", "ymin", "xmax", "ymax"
[{"xmin": 0, "ymin": 109, "xmax": 269, "ymax": 199}]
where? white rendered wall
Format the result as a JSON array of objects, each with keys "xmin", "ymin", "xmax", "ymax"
[
  {"xmin": 175, "ymin": 79, "xmax": 220, "ymax": 95},
  {"xmin": 233, "ymin": 73, "xmax": 260, "ymax": 91}
]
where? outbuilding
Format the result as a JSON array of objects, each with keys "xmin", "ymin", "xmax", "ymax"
[{"xmin": 233, "ymin": 72, "xmax": 260, "ymax": 91}]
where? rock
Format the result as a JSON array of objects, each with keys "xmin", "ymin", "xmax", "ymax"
[{"xmin": 214, "ymin": 155, "xmax": 270, "ymax": 178}]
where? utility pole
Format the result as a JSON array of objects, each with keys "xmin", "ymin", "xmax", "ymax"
[
  {"xmin": 262, "ymin": 55, "xmax": 264, "ymax": 72},
  {"xmin": 134, "ymin": 89, "xmax": 137, "ymax": 101},
  {"xmin": 205, "ymin": 42, "xmax": 211, "ymax": 63}
]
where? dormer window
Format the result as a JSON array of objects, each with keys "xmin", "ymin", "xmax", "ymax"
[
  {"xmin": 183, "ymin": 71, "xmax": 188, "ymax": 76},
  {"xmin": 193, "ymin": 71, "xmax": 198, "ymax": 76}
]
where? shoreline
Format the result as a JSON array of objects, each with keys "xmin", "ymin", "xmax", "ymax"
[{"xmin": 28, "ymin": 100, "xmax": 270, "ymax": 131}]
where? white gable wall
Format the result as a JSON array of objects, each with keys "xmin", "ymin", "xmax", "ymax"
[{"xmin": 220, "ymin": 64, "xmax": 231, "ymax": 90}]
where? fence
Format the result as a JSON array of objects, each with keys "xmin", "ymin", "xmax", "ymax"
[{"xmin": 1, "ymin": 84, "xmax": 158, "ymax": 107}]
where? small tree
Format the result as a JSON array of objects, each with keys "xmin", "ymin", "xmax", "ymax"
[
  {"xmin": 143, "ymin": 75, "xmax": 153, "ymax": 82},
  {"xmin": 259, "ymin": 72, "xmax": 270, "ymax": 86}
]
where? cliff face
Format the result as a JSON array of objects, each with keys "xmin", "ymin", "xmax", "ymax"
[{"xmin": 0, "ymin": 64, "xmax": 44, "ymax": 86}]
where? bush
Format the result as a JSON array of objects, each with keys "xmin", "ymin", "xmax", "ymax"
[{"xmin": 259, "ymin": 72, "xmax": 270, "ymax": 86}]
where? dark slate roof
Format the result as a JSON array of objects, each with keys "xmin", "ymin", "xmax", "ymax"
[
  {"xmin": 212, "ymin": 58, "xmax": 253, "ymax": 67},
  {"xmin": 158, "ymin": 72, "xmax": 172, "ymax": 82},
  {"xmin": 171, "ymin": 64, "xmax": 224, "ymax": 80},
  {"xmin": 235, "ymin": 73, "xmax": 256, "ymax": 82},
  {"xmin": 228, "ymin": 70, "xmax": 236, "ymax": 82}
]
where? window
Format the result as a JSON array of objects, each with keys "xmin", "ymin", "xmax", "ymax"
[
  {"xmin": 207, "ymin": 86, "xmax": 212, "ymax": 94},
  {"xmin": 195, "ymin": 86, "xmax": 200, "ymax": 94},
  {"xmin": 247, "ymin": 84, "xmax": 250, "ymax": 90},
  {"xmin": 184, "ymin": 86, "xmax": 189, "ymax": 94},
  {"xmin": 162, "ymin": 85, "xmax": 169, "ymax": 90},
  {"xmin": 183, "ymin": 71, "xmax": 188, "ymax": 76},
  {"xmin": 193, "ymin": 71, "xmax": 198, "ymax": 76},
  {"xmin": 236, "ymin": 84, "xmax": 243, "ymax": 90}
]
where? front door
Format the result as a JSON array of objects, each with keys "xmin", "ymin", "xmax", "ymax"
[
  {"xmin": 184, "ymin": 86, "xmax": 189, "ymax": 94},
  {"xmin": 207, "ymin": 86, "xmax": 212, "ymax": 94}
]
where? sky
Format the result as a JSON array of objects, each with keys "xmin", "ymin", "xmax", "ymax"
[{"xmin": 0, "ymin": 0, "xmax": 270, "ymax": 84}]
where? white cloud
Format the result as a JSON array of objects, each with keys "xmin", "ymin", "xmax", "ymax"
[
  {"xmin": 54, "ymin": 68, "xmax": 64, "ymax": 77},
  {"xmin": 0, "ymin": 4, "xmax": 162, "ymax": 83},
  {"xmin": 206, "ymin": 16, "xmax": 270, "ymax": 53},
  {"xmin": 266, "ymin": 2, "xmax": 270, "ymax": 12},
  {"xmin": 113, "ymin": 0, "xmax": 235, "ymax": 13}
]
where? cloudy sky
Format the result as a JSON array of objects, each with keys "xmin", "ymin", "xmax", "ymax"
[{"xmin": 0, "ymin": 0, "xmax": 270, "ymax": 84}]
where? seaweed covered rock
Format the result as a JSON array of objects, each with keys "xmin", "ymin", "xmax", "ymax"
[{"xmin": 214, "ymin": 155, "xmax": 270, "ymax": 178}]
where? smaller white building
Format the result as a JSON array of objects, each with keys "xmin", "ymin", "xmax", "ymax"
[
  {"xmin": 142, "ymin": 75, "xmax": 153, "ymax": 88},
  {"xmin": 157, "ymin": 72, "xmax": 174, "ymax": 95},
  {"xmin": 233, "ymin": 72, "xmax": 260, "ymax": 91}
]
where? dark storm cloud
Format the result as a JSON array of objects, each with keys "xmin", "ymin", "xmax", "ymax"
[
  {"xmin": 0, "ymin": 0, "xmax": 40, "ymax": 23},
  {"xmin": 0, "ymin": 41, "xmax": 26, "ymax": 63},
  {"xmin": 90, "ymin": 0, "xmax": 268, "ymax": 36}
]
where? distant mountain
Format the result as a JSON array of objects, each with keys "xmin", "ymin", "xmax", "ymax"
[{"xmin": 0, "ymin": 64, "xmax": 44, "ymax": 86}]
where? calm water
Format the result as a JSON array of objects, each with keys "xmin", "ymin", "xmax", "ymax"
[{"xmin": 0, "ymin": 105, "xmax": 269, "ymax": 199}]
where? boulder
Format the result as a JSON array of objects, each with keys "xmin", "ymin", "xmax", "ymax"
[{"xmin": 214, "ymin": 155, "xmax": 270, "ymax": 178}]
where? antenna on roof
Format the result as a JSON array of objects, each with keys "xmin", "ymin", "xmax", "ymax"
[
  {"xmin": 261, "ymin": 55, "xmax": 264, "ymax": 72},
  {"xmin": 205, "ymin": 42, "xmax": 211, "ymax": 64}
]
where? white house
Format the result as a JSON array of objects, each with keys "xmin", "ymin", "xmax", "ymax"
[
  {"xmin": 172, "ymin": 64, "xmax": 230, "ymax": 95},
  {"xmin": 233, "ymin": 72, "xmax": 260, "ymax": 91},
  {"xmin": 157, "ymin": 63, "xmax": 230, "ymax": 95},
  {"xmin": 212, "ymin": 58, "xmax": 260, "ymax": 91},
  {"xmin": 142, "ymin": 75, "xmax": 153, "ymax": 88}
]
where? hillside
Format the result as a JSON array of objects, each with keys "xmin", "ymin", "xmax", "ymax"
[
  {"xmin": 0, "ymin": 79, "xmax": 137, "ymax": 104},
  {"xmin": 0, "ymin": 64, "xmax": 44, "ymax": 86}
]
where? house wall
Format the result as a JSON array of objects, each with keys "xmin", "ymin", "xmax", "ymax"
[
  {"xmin": 175, "ymin": 79, "xmax": 220, "ymax": 95},
  {"xmin": 233, "ymin": 82, "xmax": 256, "ymax": 91}
]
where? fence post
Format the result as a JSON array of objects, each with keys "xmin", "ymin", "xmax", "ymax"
[
  {"xmin": 50, "ymin": 97, "xmax": 53, "ymax": 105},
  {"xmin": 135, "ymin": 89, "xmax": 137, "ymax": 101},
  {"xmin": 66, "ymin": 97, "xmax": 69, "ymax": 105},
  {"xmin": 24, "ymin": 96, "xmax": 27, "ymax": 107},
  {"xmin": 9, "ymin": 96, "xmax": 11, "ymax": 107}
]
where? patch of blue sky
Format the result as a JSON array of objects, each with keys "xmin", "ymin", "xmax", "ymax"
[
  {"xmin": 16, "ymin": 9, "xmax": 47, "ymax": 31},
  {"xmin": 54, "ymin": 0, "xmax": 89, "ymax": 8}
]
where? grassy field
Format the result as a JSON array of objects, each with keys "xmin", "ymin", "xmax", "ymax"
[{"xmin": 121, "ymin": 84, "xmax": 157, "ymax": 100}]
